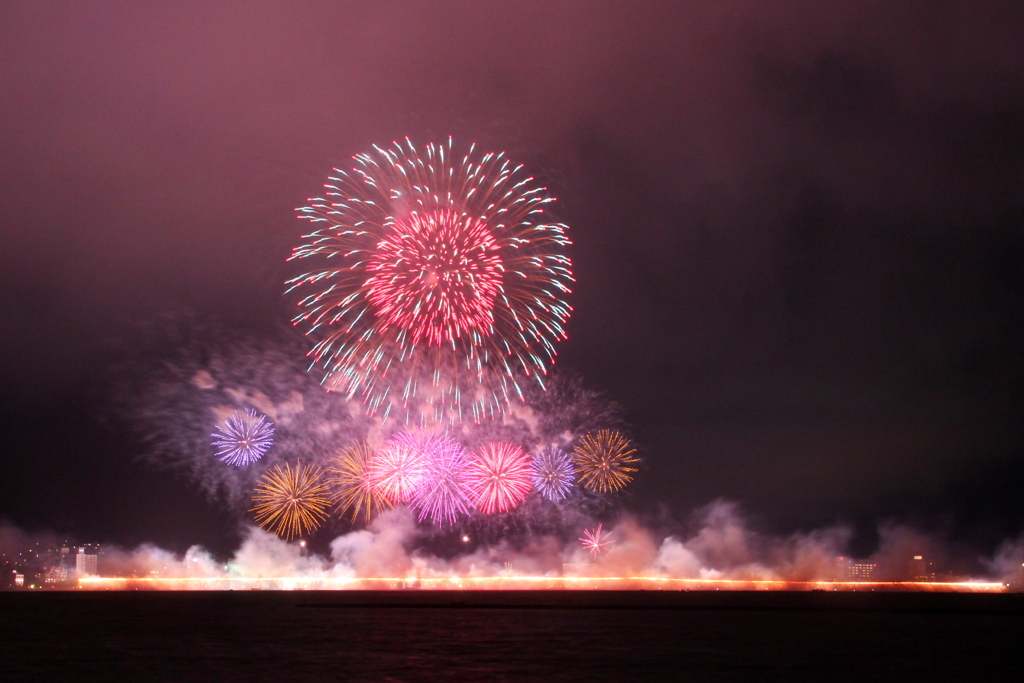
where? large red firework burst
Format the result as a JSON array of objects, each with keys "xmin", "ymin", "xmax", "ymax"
[
  {"xmin": 465, "ymin": 442, "xmax": 534, "ymax": 514},
  {"xmin": 287, "ymin": 138, "xmax": 573, "ymax": 422},
  {"xmin": 364, "ymin": 209, "xmax": 503, "ymax": 347}
]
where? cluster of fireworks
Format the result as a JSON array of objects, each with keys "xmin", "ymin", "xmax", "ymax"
[
  {"xmin": 189, "ymin": 139, "xmax": 639, "ymax": 551},
  {"xmin": 238, "ymin": 425, "xmax": 637, "ymax": 541}
]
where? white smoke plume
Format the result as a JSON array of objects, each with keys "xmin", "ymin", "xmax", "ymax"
[
  {"xmin": 983, "ymin": 534, "xmax": 1024, "ymax": 584},
  {"xmin": 653, "ymin": 501, "xmax": 850, "ymax": 581},
  {"xmin": 25, "ymin": 502, "xmax": 1010, "ymax": 588}
]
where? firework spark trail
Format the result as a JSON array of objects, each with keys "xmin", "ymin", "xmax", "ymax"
[
  {"xmin": 466, "ymin": 442, "xmax": 534, "ymax": 514},
  {"xmin": 211, "ymin": 409, "xmax": 274, "ymax": 466},
  {"xmin": 410, "ymin": 433, "xmax": 474, "ymax": 526},
  {"xmin": 531, "ymin": 446, "xmax": 574, "ymax": 501},
  {"xmin": 287, "ymin": 138, "xmax": 574, "ymax": 422},
  {"xmin": 326, "ymin": 441, "xmax": 393, "ymax": 524},
  {"xmin": 369, "ymin": 431, "xmax": 430, "ymax": 504},
  {"xmin": 573, "ymin": 429, "xmax": 639, "ymax": 493},
  {"xmin": 579, "ymin": 523, "xmax": 614, "ymax": 556},
  {"xmin": 251, "ymin": 461, "xmax": 331, "ymax": 540}
]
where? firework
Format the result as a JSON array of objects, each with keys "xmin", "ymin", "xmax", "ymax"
[
  {"xmin": 364, "ymin": 209, "xmax": 502, "ymax": 347},
  {"xmin": 410, "ymin": 433, "xmax": 473, "ymax": 526},
  {"xmin": 211, "ymin": 409, "xmax": 274, "ymax": 466},
  {"xmin": 287, "ymin": 138, "xmax": 574, "ymax": 422},
  {"xmin": 326, "ymin": 441, "xmax": 393, "ymax": 523},
  {"xmin": 369, "ymin": 431, "xmax": 430, "ymax": 504},
  {"xmin": 465, "ymin": 442, "xmax": 534, "ymax": 514},
  {"xmin": 573, "ymin": 429, "xmax": 639, "ymax": 493},
  {"xmin": 531, "ymin": 446, "xmax": 574, "ymax": 501},
  {"xmin": 250, "ymin": 461, "xmax": 331, "ymax": 540},
  {"xmin": 579, "ymin": 523, "xmax": 614, "ymax": 557}
]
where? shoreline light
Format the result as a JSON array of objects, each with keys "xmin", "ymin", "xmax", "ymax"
[{"xmin": 76, "ymin": 575, "xmax": 1007, "ymax": 592}]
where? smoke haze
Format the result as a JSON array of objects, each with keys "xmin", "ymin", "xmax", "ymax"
[{"xmin": 9, "ymin": 502, "xmax": 1016, "ymax": 588}]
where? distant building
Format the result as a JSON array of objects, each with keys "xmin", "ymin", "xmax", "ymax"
[
  {"xmin": 909, "ymin": 555, "xmax": 936, "ymax": 581},
  {"xmin": 44, "ymin": 565, "xmax": 69, "ymax": 584},
  {"xmin": 14, "ymin": 573, "xmax": 24, "ymax": 587},
  {"xmin": 835, "ymin": 557, "xmax": 877, "ymax": 581},
  {"xmin": 75, "ymin": 549, "xmax": 98, "ymax": 577},
  {"xmin": 848, "ymin": 562, "xmax": 876, "ymax": 580}
]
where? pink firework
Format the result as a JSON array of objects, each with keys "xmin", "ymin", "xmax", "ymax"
[
  {"xmin": 368, "ymin": 431, "xmax": 429, "ymax": 504},
  {"xmin": 465, "ymin": 442, "xmax": 534, "ymax": 514},
  {"xmin": 410, "ymin": 433, "xmax": 473, "ymax": 526},
  {"xmin": 579, "ymin": 524, "xmax": 614, "ymax": 557},
  {"xmin": 364, "ymin": 209, "xmax": 503, "ymax": 347}
]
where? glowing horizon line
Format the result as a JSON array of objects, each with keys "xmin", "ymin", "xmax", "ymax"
[{"xmin": 76, "ymin": 576, "xmax": 1007, "ymax": 591}]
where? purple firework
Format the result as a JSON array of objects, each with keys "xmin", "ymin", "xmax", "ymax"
[
  {"xmin": 410, "ymin": 433, "xmax": 473, "ymax": 526},
  {"xmin": 532, "ymin": 446, "xmax": 574, "ymax": 501},
  {"xmin": 212, "ymin": 409, "xmax": 274, "ymax": 466}
]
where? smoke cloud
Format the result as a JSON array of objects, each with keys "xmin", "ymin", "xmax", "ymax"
[
  {"xmin": 13, "ymin": 502, "xmax": 1008, "ymax": 588},
  {"xmin": 984, "ymin": 534, "xmax": 1024, "ymax": 585}
]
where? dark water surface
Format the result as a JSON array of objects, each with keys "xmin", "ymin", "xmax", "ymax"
[{"xmin": 2, "ymin": 591, "xmax": 1021, "ymax": 681}]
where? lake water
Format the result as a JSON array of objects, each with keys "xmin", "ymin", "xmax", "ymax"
[{"xmin": 2, "ymin": 591, "xmax": 1021, "ymax": 681}]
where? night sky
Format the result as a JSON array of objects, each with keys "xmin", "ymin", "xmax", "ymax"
[{"xmin": 2, "ymin": 2, "xmax": 1023, "ymax": 555}]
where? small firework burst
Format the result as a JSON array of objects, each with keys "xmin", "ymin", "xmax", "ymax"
[
  {"xmin": 411, "ymin": 433, "xmax": 473, "ymax": 526},
  {"xmin": 531, "ymin": 446, "xmax": 574, "ymax": 501},
  {"xmin": 579, "ymin": 524, "xmax": 614, "ymax": 557},
  {"xmin": 326, "ymin": 441, "xmax": 393, "ymax": 524},
  {"xmin": 573, "ymin": 429, "xmax": 639, "ymax": 493},
  {"xmin": 465, "ymin": 442, "xmax": 534, "ymax": 514},
  {"xmin": 211, "ymin": 409, "xmax": 274, "ymax": 466},
  {"xmin": 369, "ymin": 431, "xmax": 430, "ymax": 504},
  {"xmin": 250, "ymin": 460, "xmax": 330, "ymax": 540}
]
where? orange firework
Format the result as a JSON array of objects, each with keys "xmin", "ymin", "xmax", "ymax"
[
  {"xmin": 251, "ymin": 460, "xmax": 331, "ymax": 540},
  {"xmin": 572, "ymin": 430, "xmax": 639, "ymax": 493},
  {"xmin": 326, "ymin": 441, "xmax": 392, "ymax": 523}
]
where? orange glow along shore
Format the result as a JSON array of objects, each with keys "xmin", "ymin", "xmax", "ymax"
[{"xmin": 77, "ymin": 576, "xmax": 1006, "ymax": 592}]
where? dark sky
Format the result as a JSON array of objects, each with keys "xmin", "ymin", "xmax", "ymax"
[{"xmin": 2, "ymin": 1, "xmax": 1023, "ymax": 553}]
